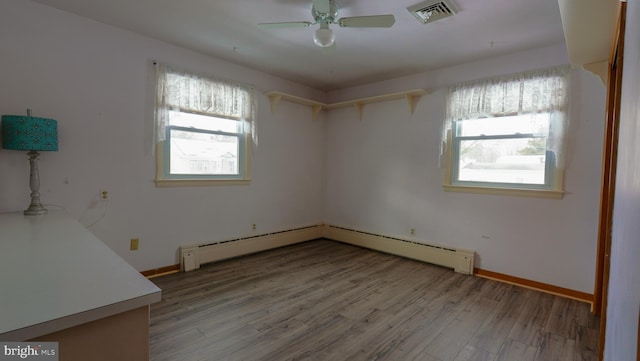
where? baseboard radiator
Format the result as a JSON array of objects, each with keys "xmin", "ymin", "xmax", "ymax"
[
  {"xmin": 323, "ymin": 225, "xmax": 475, "ymax": 275},
  {"xmin": 179, "ymin": 224, "xmax": 474, "ymax": 275},
  {"xmin": 180, "ymin": 225, "xmax": 323, "ymax": 272}
]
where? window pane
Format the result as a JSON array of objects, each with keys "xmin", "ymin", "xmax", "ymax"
[
  {"xmin": 169, "ymin": 129, "xmax": 239, "ymax": 175},
  {"xmin": 169, "ymin": 110, "xmax": 239, "ymax": 133},
  {"xmin": 458, "ymin": 114, "xmax": 549, "ymax": 137},
  {"xmin": 457, "ymin": 138, "xmax": 547, "ymax": 185}
]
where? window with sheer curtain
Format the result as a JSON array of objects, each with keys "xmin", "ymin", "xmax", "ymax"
[
  {"xmin": 442, "ymin": 66, "xmax": 571, "ymax": 198},
  {"xmin": 154, "ymin": 63, "xmax": 256, "ymax": 185}
]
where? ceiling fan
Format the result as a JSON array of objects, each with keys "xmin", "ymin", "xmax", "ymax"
[{"xmin": 258, "ymin": 0, "xmax": 396, "ymax": 48}]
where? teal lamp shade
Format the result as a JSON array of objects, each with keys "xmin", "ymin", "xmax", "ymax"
[{"xmin": 2, "ymin": 115, "xmax": 58, "ymax": 151}]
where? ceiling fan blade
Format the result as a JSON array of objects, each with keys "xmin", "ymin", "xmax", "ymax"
[
  {"xmin": 312, "ymin": 0, "xmax": 331, "ymax": 14},
  {"xmin": 258, "ymin": 21, "xmax": 314, "ymax": 29},
  {"xmin": 338, "ymin": 15, "xmax": 395, "ymax": 28}
]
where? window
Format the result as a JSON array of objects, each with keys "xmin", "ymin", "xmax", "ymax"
[
  {"xmin": 154, "ymin": 63, "xmax": 256, "ymax": 186},
  {"xmin": 442, "ymin": 66, "xmax": 570, "ymax": 198}
]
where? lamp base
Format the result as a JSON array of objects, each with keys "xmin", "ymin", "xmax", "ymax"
[
  {"xmin": 24, "ymin": 205, "xmax": 48, "ymax": 216},
  {"xmin": 24, "ymin": 150, "xmax": 48, "ymax": 216}
]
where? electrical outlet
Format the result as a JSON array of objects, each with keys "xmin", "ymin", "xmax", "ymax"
[
  {"xmin": 252, "ymin": 224, "xmax": 256, "ymax": 230},
  {"xmin": 410, "ymin": 228, "xmax": 416, "ymax": 236},
  {"xmin": 130, "ymin": 238, "xmax": 139, "ymax": 251},
  {"xmin": 100, "ymin": 190, "xmax": 109, "ymax": 200}
]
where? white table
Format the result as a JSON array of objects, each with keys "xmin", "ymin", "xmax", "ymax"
[{"xmin": 0, "ymin": 210, "xmax": 161, "ymax": 359}]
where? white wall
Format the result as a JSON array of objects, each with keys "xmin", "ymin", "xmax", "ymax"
[
  {"xmin": 1, "ymin": 1, "xmax": 608, "ymax": 296},
  {"xmin": 4, "ymin": 0, "xmax": 634, "ymax": 354},
  {"xmin": 324, "ymin": 44, "xmax": 606, "ymax": 293},
  {"xmin": 0, "ymin": 0, "xmax": 326, "ymax": 271},
  {"xmin": 605, "ymin": 1, "xmax": 640, "ymax": 359}
]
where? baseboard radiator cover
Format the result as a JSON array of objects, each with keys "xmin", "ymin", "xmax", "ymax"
[
  {"xmin": 180, "ymin": 225, "xmax": 323, "ymax": 272},
  {"xmin": 322, "ymin": 225, "xmax": 475, "ymax": 275}
]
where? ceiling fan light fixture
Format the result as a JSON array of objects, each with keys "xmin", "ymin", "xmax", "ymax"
[
  {"xmin": 260, "ymin": 0, "xmax": 393, "ymax": 47},
  {"xmin": 313, "ymin": 27, "xmax": 335, "ymax": 47}
]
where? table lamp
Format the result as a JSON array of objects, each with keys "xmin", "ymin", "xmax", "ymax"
[{"xmin": 1, "ymin": 110, "xmax": 58, "ymax": 215}]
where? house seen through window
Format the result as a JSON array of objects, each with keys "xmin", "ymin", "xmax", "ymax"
[
  {"xmin": 167, "ymin": 111, "xmax": 241, "ymax": 176},
  {"xmin": 453, "ymin": 113, "xmax": 552, "ymax": 186}
]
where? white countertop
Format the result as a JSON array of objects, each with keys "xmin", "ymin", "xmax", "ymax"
[{"xmin": 0, "ymin": 210, "xmax": 161, "ymax": 341}]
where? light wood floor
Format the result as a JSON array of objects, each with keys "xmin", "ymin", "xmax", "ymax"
[{"xmin": 149, "ymin": 239, "xmax": 599, "ymax": 361}]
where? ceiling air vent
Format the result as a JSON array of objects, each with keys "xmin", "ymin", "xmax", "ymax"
[{"xmin": 407, "ymin": 0, "xmax": 458, "ymax": 24}]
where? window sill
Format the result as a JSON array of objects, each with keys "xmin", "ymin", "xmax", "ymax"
[
  {"xmin": 155, "ymin": 178, "xmax": 251, "ymax": 187},
  {"xmin": 443, "ymin": 184, "xmax": 564, "ymax": 199}
]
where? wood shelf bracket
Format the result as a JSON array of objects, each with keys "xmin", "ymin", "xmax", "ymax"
[
  {"xmin": 405, "ymin": 93, "xmax": 422, "ymax": 114},
  {"xmin": 312, "ymin": 105, "xmax": 323, "ymax": 121},
  {"xmin": 353, "ymin": 102, "xmax": 364, "ymax": 120},
  {"xmin": 268, "ymin": 93, "xmax": 282, "ymax": 114}
]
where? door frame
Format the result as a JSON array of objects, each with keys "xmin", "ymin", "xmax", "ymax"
[{"xmin": 593, "ymin": 2, "xmax": 626, "ymax": 360}]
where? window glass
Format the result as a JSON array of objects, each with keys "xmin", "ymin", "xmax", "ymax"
[
  {"xmin": 454, "ymin": 113, "xmax": 550, "ymax": 186},
  {"xmin": 169, "ymin": 111, "xmax": 239, "ymax": 133},
  {"xmin": 458, "ymin": 114, "xmax": 549, "ymax": 137},
  {"xmin": 169, "ymin": 128, "xmax": 239, "ymax": 176}
]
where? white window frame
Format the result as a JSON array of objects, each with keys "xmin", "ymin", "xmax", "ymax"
[
  {"xmin": 442, "ymin": 67, "xmax": 570, "ymax": 199},
  {"xmin": 153, "ymin": 63, "xmax": 256, "ymax": 186}
]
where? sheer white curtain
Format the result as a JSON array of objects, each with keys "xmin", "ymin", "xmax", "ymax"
[
  {"xmin": 154, "ymin": 63, "xmax": 257, "ymax": 146},
  {"xmin": 441, "ymin": 66, "xmax": 571, "ymax": 168}
]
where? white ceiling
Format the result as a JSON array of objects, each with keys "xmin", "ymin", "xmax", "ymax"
[{"xmin": 32, "ymin": 0, "xmax": 570, "ymax": 91}]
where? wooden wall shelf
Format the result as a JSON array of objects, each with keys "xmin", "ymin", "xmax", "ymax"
[{"xmin": 266, "ymin": 89, "xmax": 429, "ymax": 120}]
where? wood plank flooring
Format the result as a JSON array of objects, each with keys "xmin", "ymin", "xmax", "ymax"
[{"xmin": 149, "ymin": 239, "xmax": 599, "ymax": 361}]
